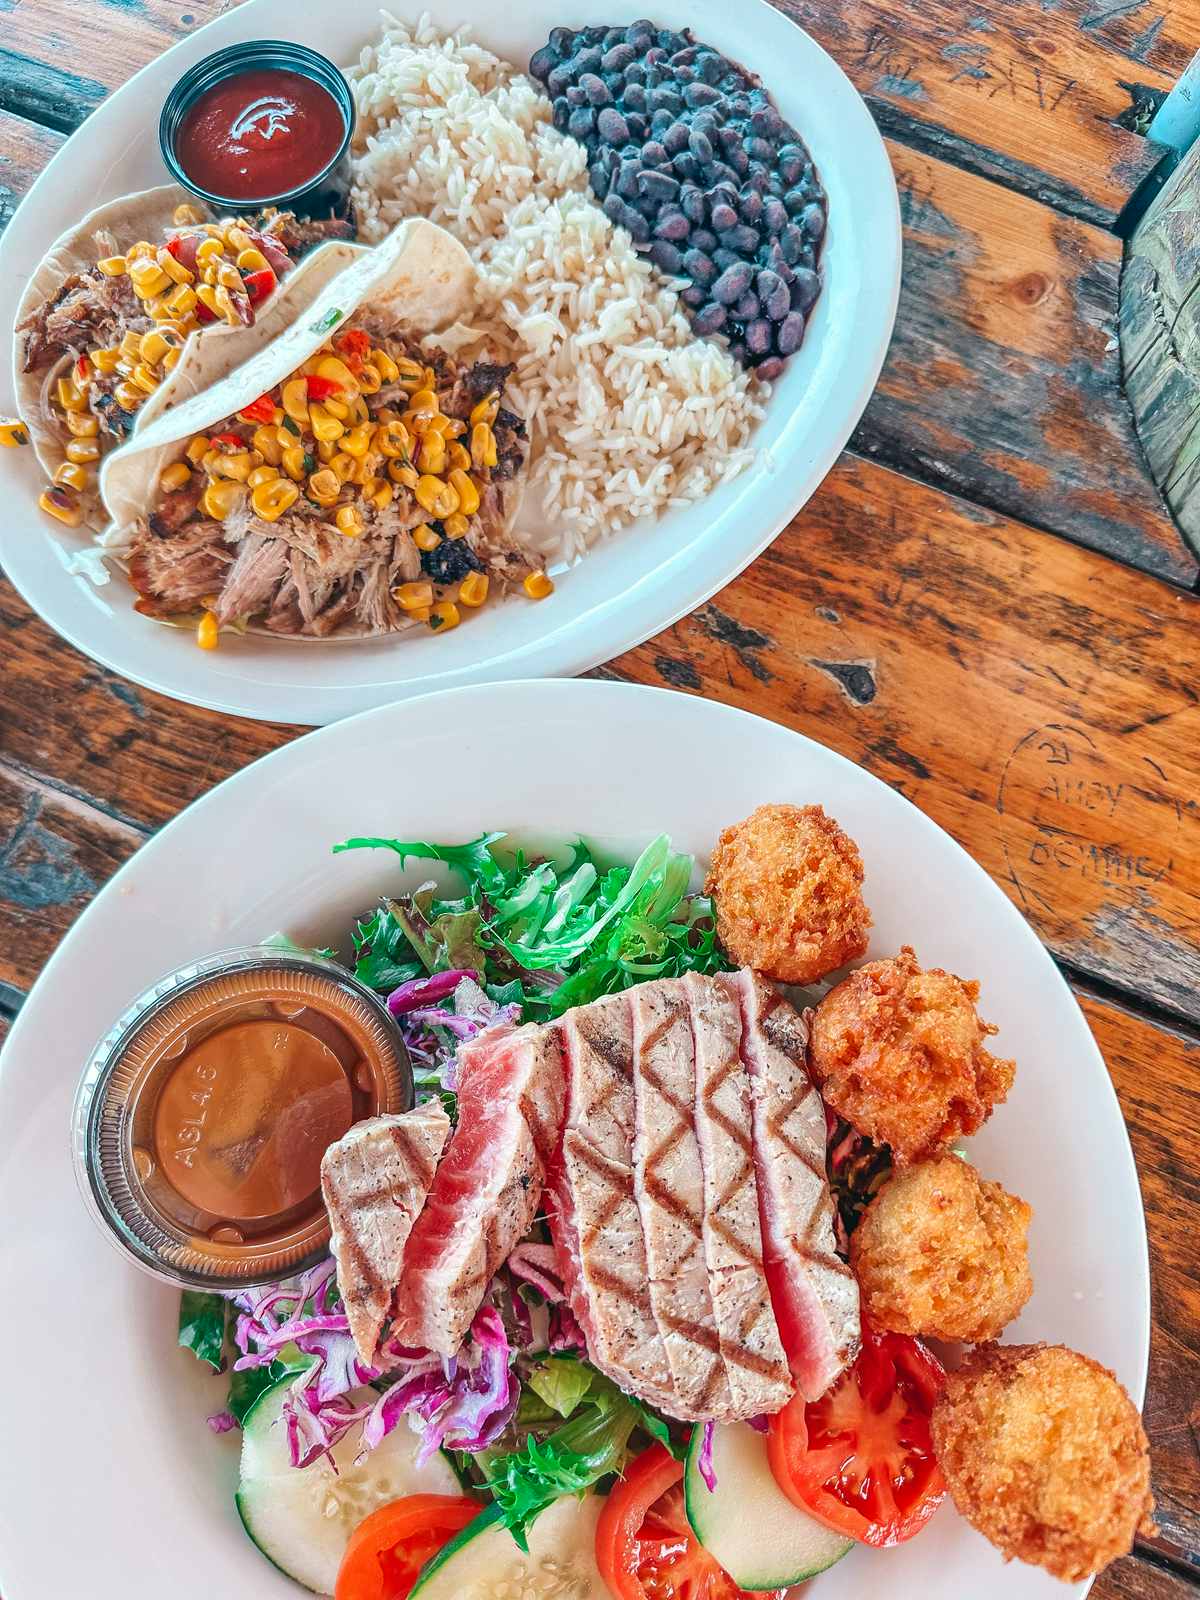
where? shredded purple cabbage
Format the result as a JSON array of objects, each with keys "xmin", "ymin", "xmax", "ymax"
[
  {"xmin": 206, "ymin": 1409, "xmax": 237, "ymax": 1434},
  {"xmin": 698, "ymin": 1419, "xmax": 718, "ymax": 1492},
  {"xmin": 386, "ymin": 970, "xmax": 476, "ymax": 1015},
  {"xmin": 548, "ymin": 1303, "xmax": 585, "ymax": 1353},
  {"xmin": 746, "ymin": 1412, "xmax": 769, "ymax": 1434},
  {"xmin": 387, "ymin": 975, "xmax": 521, "ymax": 1092}
]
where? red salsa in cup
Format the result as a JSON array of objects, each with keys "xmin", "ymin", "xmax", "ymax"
[{"xmin": 175, "ymin": 66, "xmax": 346, "ymax": 202}]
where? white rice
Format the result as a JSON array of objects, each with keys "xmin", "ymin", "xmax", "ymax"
[{"xmin": 348, "ymin": 13, "xmax": 764, "ymax": 564}]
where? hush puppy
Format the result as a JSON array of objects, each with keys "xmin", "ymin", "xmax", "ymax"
[
  {"xmin": 850, "ymin": 1154, "xmax": 1032, "ymax": 1342},
  {"xmin": 808, "ymin": 946, "xmax": 1014, "ymax": 1163},
  {"xmin": 931, "ymin": 1344, "xmax": 1155, "ymax": 1581},
  {"xmin": 705, "ymin": 803, "xmax": 870, "ymax": 984}
]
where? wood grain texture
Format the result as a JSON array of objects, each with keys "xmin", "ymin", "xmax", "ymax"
[
  {"xmin": 1096, "ymin": 1555, "xmax": 1200, "ymax": 1600},
  {"xmin": 777, "ymin": 0, "xmax": 1183, "ymax": 227},
  {"xmin": 0, "ymin": 108, "xmax": 61, "ymax": 229},
  {"xmin": 862, "ymin": 141, "xmax": 1193, "ymax": 585},
  {"xmin": 1083, "ymin": 992, "xmax": 1200, "ymax": 1573}
]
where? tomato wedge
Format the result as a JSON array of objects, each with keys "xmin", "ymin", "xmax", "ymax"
[
  {"xmin": 243, "ymin": 267, "xmax": 277, "ymax": 304},
  {"xmin": 767, "ymin": 1324, "xmax": 946, "ymax": 1548},
  {"xmin": 597, "ymin": 1443, "xmax": 787, "ymax": 1600},
  {"xmin": 335, "ymin": 1494, "xmax": 480, "ymax": 1600}
]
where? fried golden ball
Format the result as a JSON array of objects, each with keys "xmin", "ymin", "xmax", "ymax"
[
  {"xmin": 705, "ymin": 803, "xmax": 870, "ymax": 984},
  {"xmin": 850, "ymin": 1154, "xmax": 1032, "ymax": 1342},
  {"xmin": 931, "ymin": 1344, "xmax": 1155, "ymax": 1582},
  {"xmin": 808, "ymin": 946, "xmax": 1014, "ymax": 1164}
]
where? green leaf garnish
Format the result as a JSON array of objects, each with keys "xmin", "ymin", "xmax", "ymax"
[{"xmin": 178, "ymin": 1290, "xmax": 225, "ymax": 1371}]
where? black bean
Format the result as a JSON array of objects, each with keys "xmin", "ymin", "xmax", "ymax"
[
  {"xmin": 582, "ymin": 72, "xmax": 613, "ymax": 106},
  {"xmin": 783, "ymin": 187, "xmax": 808, "ymax": 215},
  {"xmin": 747, "ymin": 136, "xmax": 775, "ymax": 165},
  {"xmin": 689, "ymin": 128, "xmax": 714, "ymax": 164},
  {"xmin": 552, "ymin": 97, "xmax": 570, "ymax": 131},
  {"xmin": 697, "ymin": 52, "xmax": 723, "ymax": 85},
  {"xmin": 656, "ymin": 28, "xmax": 683, "ymax": 50},
  {"xmin": 626, "ymin": 208, "xmax": 651, "ymax": 243},
  {"xmin": 680, "ymin": 185, "xmax": 706, "ymax": 224},
  {"xmin": 602, "ymin": 42, "xmax": 636, "ymax": 72},
  {"xmin": 777, "ymin": 311, "xmax": 805, "ymax": 355},
  {"xmin": 691, "ymin": 227, "xmax": 718, "ymax": 253},
  {"xmin": 756, "ymin": 355, "xmax": 784, "ymax": 380},
  {"xmin": 623, "ymin": 61, "xmax": 646, "ymax": 86},
  {"xmin": 779, "ymin": 153, "xmax": 804, "ymax": 186},
  {"xmin": 674, "ymin": 63, "xmax": 697, "ymax": 85},
  {"xmin": 739, "ymin": 190, "xmax": 763, "ymax": 226},
  {"xmin": 664, "ymin": 120, "xmax": 691, "ymax": 155},
  {"xmin": 626, "ymin": 18, "xmax": 656, "ymax": 44},
  {"xmin": 725, "ymin": 145, "xmax": 750, "ymax": 175},
  {"xmin": 693, "ymin": 301, "xmax": 728, "ymax": 335},
  {"xmin": 671, "ymin": 45, "xmax": 699, "ymax": 67},
  {"xmin": 718, "ymin": 72, "xmax": 742, "ymax": 93},
  {"xmin": 568, "ymin": 106, "xmax": 595, "ymax": 138},
  {"xmin": 603, "ymin": 69, "xmax": 625, "ymax": 93},
  {"xmin": 745, "ymin": 318, "xmax": 773, "ymax": 356},
  {"xmin": 757, "ymin": 269, "xmax": 789, "ymax": 321},
  {"xmin": 763, "ymin": 197, "xmax": 788, "ymax": 234},
  {"xmin": 616, "ymin": 159, "xmax": 641, "ymax": 199},
  {"xmin": 734, "ymin": 291, "xmax": 760, "ymax": 320},
  {"xmin": 692, "ymin": 109, "xmax": 721, "ymax": 137},
  {"xmin": 672, "ymin": 153, "xmax": 698, "ymax": 182},
  {"xmin": 638, "ymin": 169, "xmax": 680, "ymax": 202},
  {"xmin": 577, "ymin": 45, "xmax": 603, "ymax": 74},
  {"xmin": 681, "ymin": 283, "xmax": 706, "ymax": 308},
  {"xmin": 653, "ymin": 208, "xmax": 690, "ymax": 242},
  {"xmin": 529, "ymin": 45, "xmax": 557, "ymax": 82},
  {"xmin": 710, "ymin": 200, "xmax": 738, "ymax": 232},
  {"xmin": 791, "ymin": 268, "xmax": 820, "ymax": 312},
  {"xmin": 713, "ymin": 261, "xmax": 752, "ymax": 303},
  {"xmin": 649, "ymin": 85, "xmax": 683, "ymax": 116},
  {"xmin": 578, "ymin": 27, "xmax": 603, "ymax": 46},
  {"xmin": 625, "ymin": 111, "xmax": 648, "ymax": 140},
  {"xmin": 650, "ymin": 108, "xmax": 673, "ymax": 136},
  {"xmin": 644, "ymin": 45, "xmax": 667, "ymax": 64},
  {"xmin": 779, "ymin": 223, "xmax": 804, "ymax": 265},
  {"xmin": 566, "ymin": 84, "xmax": 587, "ymax": 106},
  {"xmin": 720, "ymin": 222, "xmax": 759, "ymax": 254},
  {"xmin": 650, "ymin": 239, "xmax": 684, "ymax": 275},
  {"xmin": 597, "ymin": 106, "xmax": 630, "ymax": 145},
  {"xmin": 643, "ymin": 66, "xmax": 661, "ymax": 89},
  {"xmin": 713, "ymin": 246, "xmax": 742, "ymax": 271},
  {"xmin": 750, "ymin": 106, "xmax": 782, "ymax": 138},
  {"xmin": 548, "ymin": 26, "xmax": 573, "ymax": 54},
  {"xmin": 747, "ymin": 168, "xmax": 772, "ymax": 195},
  {"xmin": 547, "ymin": 62, "xmax": 575, "ymax": 96},
  {"xmin": 683, "ymin": 247, "xmax": 716, "ymax": 284},
  {"xmin": 684, "ymin": 82, "xmax": 721, "ymax": 108},
  {"xmin": 622, "ymin": 81, "xmax": 647, "ymax": 112},
  {"xmin": 602, "ymin": 193, "xmax": 625, "ymax": 225},
  {"xmin": 801, "ymin": 203, "xmax": 825, "ymax": 241},
  {"xmin": 642, "ymin": 139, "xmax": 668, "ymax": 167},
  {"xmin": 602, "ymin": 146, "xmax": 621, "ymax": 173},
  {"xmin": 710, "ymin": 159, "xmax": 740, "ymax": 187},
  {"xmin": 590, "ymin": 162, "xmax": 610, "ymax": 199}
]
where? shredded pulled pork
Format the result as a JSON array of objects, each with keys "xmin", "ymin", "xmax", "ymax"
[{"xmin": 19, "ymin": 269, "xmax": 147, "ymax": 374}]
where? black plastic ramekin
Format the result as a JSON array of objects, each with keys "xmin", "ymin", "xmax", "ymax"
[{"xmin": 158, "ymin": 40, "xmax": 355, "ymax": 218}]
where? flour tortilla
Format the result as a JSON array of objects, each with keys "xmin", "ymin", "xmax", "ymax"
[
  {"xmin": 12, "ymin": 184, "xmax": 361, "ymax": 530},
  {"xmin": 100, "ymin": 215, "xmax": 478, "ymax": 542}
]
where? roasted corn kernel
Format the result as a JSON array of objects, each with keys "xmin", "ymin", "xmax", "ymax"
[
  {"xmin": 373, "ymin": 349, "xmax": 399, "ymax": 383},
  {"xmin": 458, "ymin": 572, "xmax": 488, "ymax": 607},
  {"xmin": 335, "ymin": 504, "xmax": 363, "ymax": 538},
  {"xmin": 376, "ymin": 420, "xmax": 410, "ymax": 459},
  {"xmin": 389, "ymin": 461, "xmax": 420, "ymax": 489},
  {"xmin": 65, "ymin": 438, "xmax": 100, "ymax": 464},
  {"xmin": 408, "ymin": 387, "xmax": 439, "ymax": 416},
  {"xmin": 39, "ymin": 485, "xmax": 82, "ymax": 526},
  {"xmin": 196, "ymin": 609, "xmax": 220, "ymax": 650},
  {"xmin": 166, "ymin": 284, "xmax": 198, "ymax": 317},
  {"xmin": 281, "ymin": 378, "xmax": 310, "ymax": 426},
  {"xmin": 212, "ymin": 450, "xmax": 255, "ymax": 482},
  {"xmin": 448, "ymin": 468, "xmax": 480, "ymax": 516},
  {"xmin": 90, "ymin": 346, "xmax": 121, "ymax": 374},
  {"xmin": 139, "ymin": 330, "xmax": 172, "ymax": 367},
  {"xmin": 172, "ymin": 203, "xmax": 204, "ymax": 226},
  {"xmin": 251, "ymin": 426, "xmax": 283, "ymax": 466},
  {"xmin": 53, "ymin": 460, "xmax": 89, "ymax": 491},
  {"xmin": 97, "ymin": 255, "xmax": 128, "ymax": 276},
  {"xmin": 247, "ymin": 464, "xmax": 280, "ymax": 488},
  {"xmin": 251, "ymin": 478, "xmax": 300, "ymax": 522},
  {"xmin": 159, "ymin": 461, "xmax": 191, "ymax": 494},
  {"xmin": 224, "ymin": 224, "xmax": 252, "ymax": 253},
  {"xmin": 114, "ymin": 381, "xmax": 144, "ymax": 411},
  {"xmin": 281, "ymin": 445, "xmax": 309, "ymax": 481},
  {"xmin": 196, "ymin": 236, "xmax": 225, "ymax": 265},
  {"xmin": 471, "ymin": 423, "xmax": 498, "ymax": 470},
  {"xmin": 448, "ymin": 441, "xmax": 472, "ymax": 473},
  {"xmin": 413, "ymin": 522, "xmax": 442, "ymax": 551},
  {"xmin": 235, "ymin": 246, "xmax": 269, "ymax": 273},
  {"xmin": 357, "ymin": 363, "xmax": 382, "ymax": 395},
  {"xmin": 524, "ymin": 571, "xmax": 554, "ymax": 600},
  {"xmin": 324, "ymin": 396, "xmax": 351, "ymax": 422},
  {"xmin": 341, "ymin": 423, "xmax": 373, "ymax": 460},
  {"xmin": 416, "ymin": 432, "xmax": 446, "ymax": 475},
  {"xmin": 162, "ymin": 346, "xmax": 183, "ymax": 373},
  {"xmin": 131, "ymin": 363, "xmax": 160, "ymax": 395},
  {"xmin": 394, "ymin": 581, "xmax": 434, "ymax": 611},
  {"xmin": 216, "ymin": 261, "xmax": 244, "ymax": 292},
  {"xmin": 157, "ymin": 247, "xmax": 194, "ymax": 286},
  {"xmin": 429, "ymin": 601, "xmax": 460, "ymax": 633},
  {"xmin": 201, "ymin": 480, "xmax": 244, "ymax": 519},
  {"xmin": 186, "ymin": 435, "xmax": 211, "ymax": 465},
  {"xmin": 195, "ymin": 283, "xmax": 222, "ymax": 318},
  {"xmin": 213, "ymin": 285, "xmax": 241, "ymax": 326},
  {"xmin": 414, "ymin": 474, "xmax": 460, "ymax": 518},
  {"xmin": 308, "ymin": 468, "xmax": 340, "ymax": 505},
  {"xmin": 366, "ymin": 479, "xmax": 394, "ymax": 511},
  {"xmin": 129, "ymin": 262, "xmax": 170, "ymax": 300},
  {"xmin": 316, "ymin": 355, "xmax": 357, "ymax": 394},
  {"xmin": 470, "ymin": 391, "xmax": 499, "ymax": 426},
  {"xmin": 0, "ymin": 418, "xmax": 27, "ymax": 447},
  {"xmin": 329, "ymin": 452, "xmax": 356, "ymax": 483},
  {"xmin": 66, "ymin": 410, "xmax": 99, "ymax": 438},
  {"xmin": 56, "ymin": 377, "xmax": 86, "ymax": 413},
  {"xmin": 394, "ymin": 357, "xmax": 424, "ymax": 385},
  {"xmin": 309, "ymin": 403, "xmax": 344, "ymax": 443},
  {"xmin": 315, "ymin": 438, "xmax": 337, "ymax": 463},
  {"xmin": 443, "ymin": 512, "xmax": 470, "ymax": 539}
]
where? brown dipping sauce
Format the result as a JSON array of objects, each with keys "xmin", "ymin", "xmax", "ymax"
[{"xmin": 76, "ymin": 952, "xmax": 411, "ymax": 1286}]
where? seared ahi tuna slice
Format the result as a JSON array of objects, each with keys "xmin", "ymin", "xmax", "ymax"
[
  {"xmin": 632, "ymin": 980, "xmax": 733, "ymax": 1421},
  {"xmin": 685, "ymin": 973, "xmax": 793, "ymax": 1417},
  {"xmin": 548, "ymin": 995, "xmax": 677, "ymax": 1415},
  {"xmin": 734, "ymin": 970, "xmax": 860, "ymax": 1399},
  {"xmin": 320, "ymin": 1102, "xmax": 451, "ymax": 1366},
  {"xmin": 392, "ymin": 1024, "xmax": 565, "ymax": 1355}
]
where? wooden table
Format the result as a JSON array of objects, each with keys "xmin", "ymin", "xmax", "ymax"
[{"xmin": 1, "ymin": 1, "xmax": 1198, "ymax": 1592}]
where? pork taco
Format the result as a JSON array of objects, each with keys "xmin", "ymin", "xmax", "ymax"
[
  {"xmin": 13, "ymin": 185, "xmax": 360, "ymax": 529},
  {"xmin": 98, "ymin": 216, "xmax": 535, "ymax": 645}
]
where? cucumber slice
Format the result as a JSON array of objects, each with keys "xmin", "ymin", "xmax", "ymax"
[
  {"xmin": 411, "ymin": 1494, "xmax": 607, "ymax": 1600},
  {"xmin": 236, "ymin": 1376, "xmax": 460, "ymax": 1594},
  {"xmin": 684, "ymin": 1422, "xmax": 853, "ymax": 1589}
]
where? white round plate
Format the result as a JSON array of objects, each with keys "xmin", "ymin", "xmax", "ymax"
[
  {"xmin": 0, "ymin": 0, "xmax": 898, "ymax": 724},
  {"xmin": 0, "ymin": 681, "xmax": 1147, "ymax": 1598}
]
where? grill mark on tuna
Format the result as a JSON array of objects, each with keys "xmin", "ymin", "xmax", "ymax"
[{"xmin": 575, "ymin": 1016, "xmax": 633, "ymax": 1080}]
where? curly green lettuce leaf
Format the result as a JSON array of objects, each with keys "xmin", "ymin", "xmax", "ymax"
[{"xmin": 526, "ymin": 1356, "xmax": 594, "ymax": 1421}]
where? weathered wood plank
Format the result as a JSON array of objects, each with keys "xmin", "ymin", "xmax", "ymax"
[
  {"xmin": 777, "ymin": 0, "xmax": 1183, "ymax": 227},
  {"xmin": 613, "ymin": 455, "xmax": 1200, "ymax": 1022},
  {"xmin": 862, "ymin": 141, "xmax": 1194, "ymax": 585},
  {"xmin": 1096, "ymin": 1554, "xmax": 1200, "ymax": 1600},
  {"xmin": 0, "ymin": 107, "xmax": 61, "ymax": 230},
  {"xmin": 4, "ymin": 456, "xmax": 1200, "ymax": 1020},
  {"xmin": 1082, "ymin": 993, "xmax": 1200, "ymax": 1573}
]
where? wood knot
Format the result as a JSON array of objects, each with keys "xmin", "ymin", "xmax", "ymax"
[{"xmin": 1013, "ymin": 272, "xmax": 1053, "ymax": 307}]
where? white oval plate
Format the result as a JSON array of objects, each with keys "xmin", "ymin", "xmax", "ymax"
[
  {"xmin": 0, "ymin": 0, "xmax": 898, "ymax": 724},
  {"xmin": 0, "ymin": 680, "xmax": 1146, "ymax": 1599}
]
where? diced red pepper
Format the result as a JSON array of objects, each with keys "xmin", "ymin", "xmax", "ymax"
[
  {"xmin": 74, "ymin": 354, "xmax": 91, "ymax": 382},
  {"xmin": 304, "ymin": 375, "xmax": 342, "ymax": 400},
  {"xmin": 195, "ymin": 300, "xmax": 216, "ymax": 324},
  {"xmin": 209, "ymin": 432, "xmax": 245, "ymax": 451},
  {"xmin": 238, "ymin": 393, "xmax": 277, "ymax": 425},
  {"xmin": 334, "ymin": 327, "xmax": 370, "ymax": 372},
  {"xmin": 243, "ymin": 268, "xmax": 277, "ymax": 305},
  {"xmin": 164, "ymin": 236, "xmax": 184, "ymax": 260}
]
